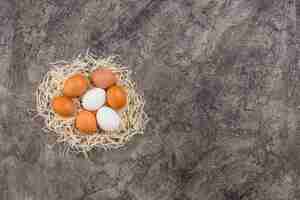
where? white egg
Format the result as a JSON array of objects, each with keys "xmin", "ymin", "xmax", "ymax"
[
  {"xmin": 82, "ymin": 88, "xmax": 106, "ymax": 111},
  {"xmin": 96, "ymin": 106, "xmax": 121, "ymax": 131}
]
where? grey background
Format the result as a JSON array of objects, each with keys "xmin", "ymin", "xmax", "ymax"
[{"xmin": 0, "ymin": 0, "xmax": 298, "ymax": 199}]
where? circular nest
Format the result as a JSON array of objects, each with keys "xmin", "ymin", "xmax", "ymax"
[{"xmin": 36, "ymin": 54, "xmax": 149, "ymax": 153}]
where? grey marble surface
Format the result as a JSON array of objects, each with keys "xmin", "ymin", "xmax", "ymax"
[{"xmin": 0, "ymin": 0, "xmax": 298, "ymax": 199}]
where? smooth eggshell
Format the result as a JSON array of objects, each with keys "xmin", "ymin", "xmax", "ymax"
[
  {"xmin": 91, "ymin": 68, "xmax": 117, "ymax": 89},
  {"xmin": 52, "ymin": 96, "xmax": 75, "ymax": 117},
  {"xmin": 82, "ymin": 88, "xmax": 106, "ymax": 111},
  {"xmin": 75, "ymin": 110, "xmax": 97, "ymax": 134},
  {"xmin": 96, "ymin": 106, "xmax": 121, "ymax": 131},
  {"xmin": 106, "ymin": 85, "xmax": 127, "ymax": 110},
  {"xmin": 63, "ymin": 74, "xmax": 88, "ymax": 97}
]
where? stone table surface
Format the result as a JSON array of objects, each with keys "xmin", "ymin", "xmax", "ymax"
[{"xmin": 0, "ymin": 0, "xmax": 298, "ymax": 200}]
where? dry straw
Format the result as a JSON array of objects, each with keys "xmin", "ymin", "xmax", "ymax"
[{"xmin": 36, "ymin": 54, "xmax": 149, "ymax": 153}]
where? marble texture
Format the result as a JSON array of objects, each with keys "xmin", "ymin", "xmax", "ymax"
[{"xmin": 0, "ymin": 0, "xmax": 298, "ymax": 199}]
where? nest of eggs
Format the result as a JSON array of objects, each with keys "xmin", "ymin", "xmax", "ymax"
[{"xmin": 36, "ymin": 54, "xmax": 148, "ymax": 153}]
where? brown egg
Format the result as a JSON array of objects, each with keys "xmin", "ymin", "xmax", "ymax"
[
  {"xmin": 52, "ymin": 96, "xmax": 75, "ymax": 117},
  {"xmin": 91, "ymin": 68, "xmax": 117, "ymax": 89},
  {"xmin": 91, "ymin": 110, "xmax": 97, "ymax": 116},
  {"xmin": 75, "ymin": 110, "xmax": 97, "ymax": 134},
  {"xmin": 63, "ymin": 74, "xmax": 88, "ymax": 97},
  {"xmin": 107, "ymin": 85, "xmax": 127, "ymax": 109}
]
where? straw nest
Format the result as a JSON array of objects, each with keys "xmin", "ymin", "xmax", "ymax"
[{"xmin": 36, "ymin": 54, "xmax": 149, "ymax": 153}]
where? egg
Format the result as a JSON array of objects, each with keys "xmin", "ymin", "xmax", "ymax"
[
  {"xmin": 96, "ymin": 106, "xmax": 121, "ymax": 131},
  {"xmin": 91, "ymin": 68, "xmax": 117, "ymax": 89},
  {"xmin": 106, "ymin": 85, "xmax": 127, "ymax": 109},
  {"xmin": 75, "ymin": 110, "xmax": 97, "ymax": 134},
  {"xmin": 82, "ymin": 88, "xmax": 106, "ymax": 111},
  {"xmin": 52, "ymin": 96, "xmax": 75, "ymax": 117},
  {"xmin": 63, "ymin": 74, "xmax": 88, "ymax": 97}
]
